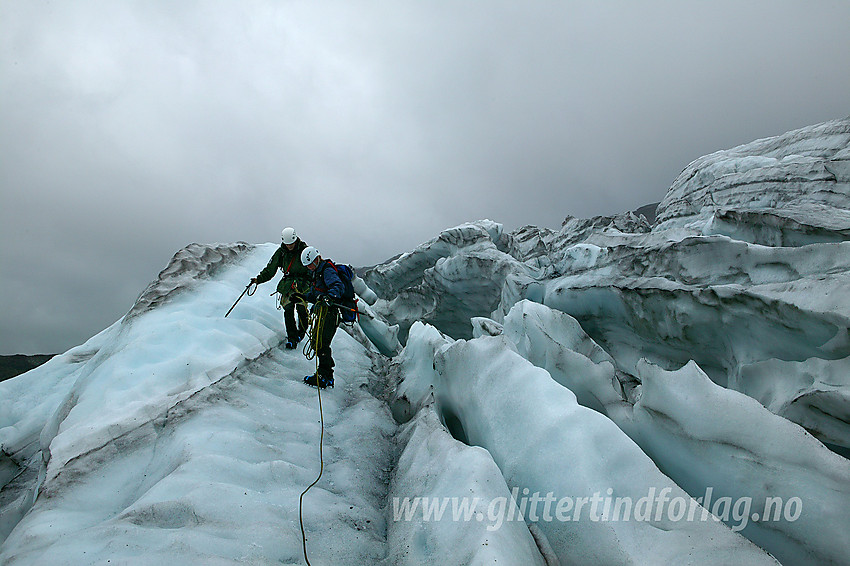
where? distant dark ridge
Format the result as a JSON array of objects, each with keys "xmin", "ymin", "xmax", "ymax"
[
  {"xmin": 0, "ymin": 354, "xmax": 55, "ymax": 382},
  {"xmin": 634, "ymin": 202, "xmax": 660, "ymax": 225}
]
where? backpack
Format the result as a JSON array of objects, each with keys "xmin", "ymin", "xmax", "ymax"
[{"xmin": 325, "ymin": 260, "xmax": 358, "ymax": 324}]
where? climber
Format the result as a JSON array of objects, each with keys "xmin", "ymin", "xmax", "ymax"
[
  {"xmin": 251, "ymin": 227, "xmax": 311, "ymax": 349},
  {"xmin": 300, "ymin": 246, "xmax": 344, "ymax": 389}
]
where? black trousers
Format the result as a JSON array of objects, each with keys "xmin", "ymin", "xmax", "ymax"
[
  {"xmin": 315, "ymin": 307, "xmax": 340, "ymax": 378},
  {"xmin": 284, "ymin": 299, "xmax": 308, "ymax": 341}
]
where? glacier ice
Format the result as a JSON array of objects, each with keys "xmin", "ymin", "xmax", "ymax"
[
  {"xmin": 735, "ymin": 355, "xmax": 850, "ymax": 450},
  {"xmin": 656, "ymin": 118, "xmax": 850, "ymax": 245},
  {"xmin": 2, "ymin": 117, "xmax": 850, "ymax": 564},
  {"xmin": 1, "ymin": 244, "xmax": 398, "ymax": 564},
  {"xmin": 495, "ymin": 299, "xmax": 850, "ymax": 563},
  {"xmin": 394, "ymin": 325, "xmax": 778, "ymax": 565},
  {"xmin": 388, "ymin": 405, "xmax": 547, "ymax": 566}
]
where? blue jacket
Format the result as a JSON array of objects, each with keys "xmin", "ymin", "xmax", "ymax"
[{"xmin": 306, "ymin": 260, "xmax": 344, "ymax": 303}]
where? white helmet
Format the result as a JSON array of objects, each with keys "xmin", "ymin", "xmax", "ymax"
[
  {"xmin": 301, "ymin": 246, "xmax": 320, "ymax": 266},
  {"xmin": 281, "ymin": 227, "xmax": 297, "ymax": 245}
]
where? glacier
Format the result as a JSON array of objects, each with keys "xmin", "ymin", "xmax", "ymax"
[{"xmin": 1, "ymin": 117, "xmax": 849, "ymax": 565}]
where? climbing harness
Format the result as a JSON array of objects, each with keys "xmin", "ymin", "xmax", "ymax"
[
  {"xmin": 224, "ymin": 281, "xmax": 257, "ymax": 317},
  {"xmin": 298, "ymin": 301, "xmax": 329, "ymax": 566},
  {"xmin": 328, "ymin": 301, "xmax": 361, "ymax": 326}
]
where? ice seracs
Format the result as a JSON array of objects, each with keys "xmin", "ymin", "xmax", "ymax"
[
  {"xmin": 392, "ymin": 322, "xmax": 779, "ymax": 565},
  {"xmin": 656, "ymin": 117, "xmax": 850, "ymax": 246}
]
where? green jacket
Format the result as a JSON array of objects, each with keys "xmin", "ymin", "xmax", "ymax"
[{"xmin": 256, "ymin": 240, "xmax": 311, "ymax": 297}]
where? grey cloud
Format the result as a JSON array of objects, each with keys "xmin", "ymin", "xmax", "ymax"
[{"xmin": 2, "ymin": 0, "xmax": 849, "ymax": 353}]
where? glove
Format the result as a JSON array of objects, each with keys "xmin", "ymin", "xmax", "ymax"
[
  {"xmin": 250, "ymin": 277, "xmax": 258, "ymax": 285},
  {"xmin": 318, "ymin": 295, "xmax": 331, "ymax": 306}
]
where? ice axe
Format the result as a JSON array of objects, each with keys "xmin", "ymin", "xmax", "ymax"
[{"xmin": 225, "ymin": 281, "xmax": 257, "ymax": 317}]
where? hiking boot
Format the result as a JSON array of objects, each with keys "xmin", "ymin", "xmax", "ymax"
[
  {"xmin": 304, "ymin": 373, "xmax": 334, "ymax": 389},
  {"xmin": 285, "ymin": 336, "xmax": 300, "ymax": 349}
]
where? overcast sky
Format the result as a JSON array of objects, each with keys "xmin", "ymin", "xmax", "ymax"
[{"xmin": 2, "ymin": 0, "xmax": 849, "ymax": 355}]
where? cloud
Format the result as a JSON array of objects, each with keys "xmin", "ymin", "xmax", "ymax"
[{"xmin": 2, "ymin": 0, "xmax": 849, "ymax": 353}]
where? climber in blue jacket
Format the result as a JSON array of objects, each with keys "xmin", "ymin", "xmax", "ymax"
[{"xmin": 300, "ymin": 246, "xmax": 342, "ymax": 389}]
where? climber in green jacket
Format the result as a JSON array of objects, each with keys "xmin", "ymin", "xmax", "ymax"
[{"xmin": 251, "ymin": 227, "xmax": 311, "ymax": 349}]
